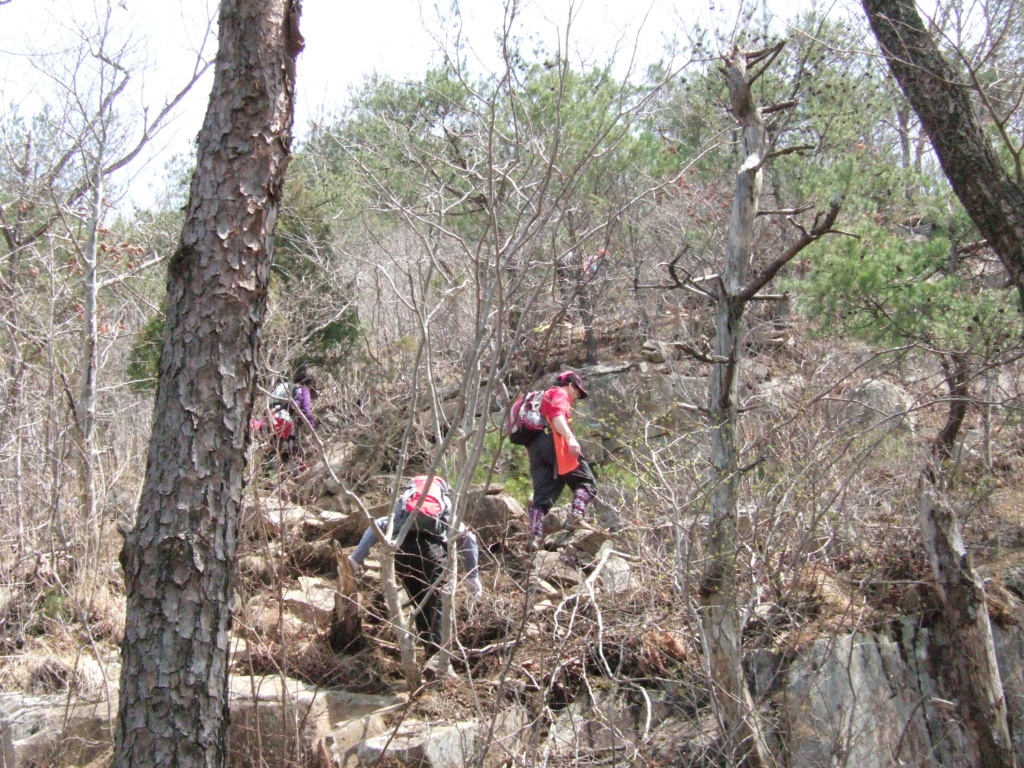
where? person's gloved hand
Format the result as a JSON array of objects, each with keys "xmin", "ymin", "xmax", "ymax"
[{"xmin": 466, "ymin": 575, "xmax": 483, "ymax": 600}]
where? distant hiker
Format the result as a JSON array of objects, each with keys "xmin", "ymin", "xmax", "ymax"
[
  {"xmin": 273, "ymin": 367, "xmax": 318, "ymax": 465},
  {"xmin": 582, "ymin": 248, "xmax": 607, "ymax": 276},
  {"xmin": 287, "ymin": 366, "xmax": 318, "ymax": 430},
  {"xmin": 522, "ymin": 371, "xmax": 598, "ymax": 551},
  {"xmin": 348, "ymin": 475, "xmax": 482, "ymax": 655}
]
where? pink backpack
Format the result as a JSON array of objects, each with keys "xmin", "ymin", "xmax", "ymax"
[
  {"xmin": 505, "ymin": 390, "xmax": 545, "ymax": 445},
  {"xmin": 402, "ymin": 475, "xmax": 451, "ymax": 519}
]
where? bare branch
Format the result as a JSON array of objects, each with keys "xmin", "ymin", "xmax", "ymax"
[
  {"xmin": 103, "ymin": 58, "xmax": 214, "ymax": 177},
  {"xmin": 676, "ymin": 342, "xmax": 729, "ymax": 366},
  {"xmin": 747, "ymin": 41, "xmax": 786, "ymax": 85},
  {"xmin": 738, "ymin": 198, "xmax": 844, "ymax": 302},
  {"xmin": 633, "ymin": 245, "xmax": 715, "ymax": 299},
  {"xmin": 762, "ymin": 99, "xmax": 798, "ymax": 115},
  {"xmin": 95, "ymin": 252, "xmax": 168, "ymax": 290},
  {"xmin": 763, "ymin": 144, "xmax": 816, "ymax": 164},
  {"xmin": 955, "ymin": 239, "xmax": 988, "ymax": 255},
  {"xmin": 758, "ymin": 204, "xmax": 814, "ymax": 217}
]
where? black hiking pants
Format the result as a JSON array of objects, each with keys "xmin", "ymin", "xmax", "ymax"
[
  {"xmin": 527, "ymin": 430, "xmax": 597, "ymax": 511},
  {"xmin": 395, "ymin": 532, "xmax": 448, "ymax": 656}
]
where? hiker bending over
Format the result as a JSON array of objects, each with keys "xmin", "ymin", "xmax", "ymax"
[
  {"xmin": 525, "ymin": 371, "xmax": 598, "ymax": 551},
  {"xmin": 348, "ymin": 476, "xmax": 482, "ymax": 655},
  {"xmin": 349, "ymin": 518, "xmax": 481, "ymax": 595}
]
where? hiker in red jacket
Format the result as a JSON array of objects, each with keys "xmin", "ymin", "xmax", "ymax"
[{"xmin": 525, "ymin": 371, "xmax": 598, "ymax": 551}]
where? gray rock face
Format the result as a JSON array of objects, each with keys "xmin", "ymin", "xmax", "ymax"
[
  {"xmin": 228, "ymin": 675, "xmax": 332, "ymax": 768},
  {"xmin": 549, "ymin": 691, "xmax": 644, "ymax": 754},
  {"xmin": 10, "ymin": 619, "xmax": 1024, "ymax": 768},
  {"xmin": 581, "ymin": 370, "xmax": 706, "ymax": 442},
  {"xmin": 281, "ymin": 576, "xmax": 339, "ymax": 626},
  {"xmin": 783, "ymin": 629, "xmax": 937, "ymax": 768},
  {"xmin": 827, "ymin": 379, "xmax": 917, "ymax": 433},
  {"xmin": 547, "ymin": 528, "xmax": 611, "ymax": 558},
  {"xmin": 226, "ymin": 678, "xmax": 403, "ymax": 768},
  {"xmin": 597, "ymin": 553, "xmax": 634, "ymax": 595},
  {"xmin": 777, "ymin": 618, "xmax": 1024, "ymax": 767},
  {"xmin": 325, "ymin": 714, "xmax": 386, "ymax": 768},
  {"xmin": 531, "ymin": 551, "xmax": 583, "ymax": 587}
]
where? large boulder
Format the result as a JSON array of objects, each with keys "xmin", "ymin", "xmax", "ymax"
[
  {"xmin": 548, "ymin": 688, "xmax": 668, "ymax": 756},
  {"xmin": 241, "ymin": 500, "xmax": 309, "ymax": 540},
  {"xmin": 357, "ymin": 707, "xmax": 527, "ymax": 768},
  {"xmin": 596, "ymin": 552, "xmax": 635, "ymax": 596},
  {"xmin": 757, "ymin": 373, "xmax": 809, "ymax": 412},
  {"xmin": 462, "ymin": 492, "xmax": 525, "ymax": 548},
  {"xmin": 295, "ymin": 442, "xmax": 358, "ymax": 499},
  {"xmin": 319, "ymin": 690, "xmax": 407, "ymax": 768},
  {"xmin": 234, "ymin": 593, "xmax": 310, "ymax": 645},
  {"xmin": 548, "ymin": 529, "xmax": 612, "ymax": 559},
  {"xmin": 228, "ymin": 675, "xmax": 332, "ymax": 768},
  {"xmin": 0, "ymin": 689, "xmax": 117, "ymax": 768},
  {"xmin": 281, "ymin": 576, "xmax": 338, "ymax": 627},
  {"xmin": 0, "ymin": 674, "xmax": 404, "ymax": 768},
  {"xmin": 782, "ymin": 627, "xmax": 941, "ymax": 768},
  {"xmin": 323, "ymin": 713, "xmax": 386, "ymax": 768},
  {"xmin": 779, "ymin": 616, "xmax": 1024, "ymax": 767},
  {"xmin": 827, "ymin": 379, "xmax": 917, "ymax": 434},
  {"xmin": 531, "ymin": 551, "xmax": 583, "ymax": 588}
]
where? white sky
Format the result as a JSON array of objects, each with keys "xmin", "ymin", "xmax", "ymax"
[{"xmin": 0, "ymin": 0, "xmax": 821, "ymax": 209}]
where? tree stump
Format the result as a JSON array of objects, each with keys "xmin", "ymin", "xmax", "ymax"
[{"xmin": 330, "ymin": 543, "xmax": 363, "ymax": 651}]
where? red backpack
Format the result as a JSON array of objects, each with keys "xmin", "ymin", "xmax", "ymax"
[
  {"xmin": 402, "ymin": 475, "xmax": 451, "ymax": 518},
  {"xmin": 394, "ymin": 475, "xmax": 452, "ymax": 536},
  {"xmin": 505, "ymin": 390, "xmax": 545, "ymax": 445}
]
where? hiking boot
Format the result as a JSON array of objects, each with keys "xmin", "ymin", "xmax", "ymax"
[
  {"xmin": 346, "ymin": 555, "xmax": 361, "ymax": 575},
  {"xmin": 526, "ymin": 535, "xmax": 542, "ymax": 553}
]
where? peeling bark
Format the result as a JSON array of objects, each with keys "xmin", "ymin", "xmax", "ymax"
[{"xmin": 112, "ymin": 2, "xmax": 301, "ymax": 767}]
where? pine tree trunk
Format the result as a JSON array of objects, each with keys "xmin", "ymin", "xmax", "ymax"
[
  {"xmin": 112, "ymin": 2, "xmax": 302, "ymax": 767},
  {"xmin": 863, "ymin": 0, "xmax": 1024, "ymax": 307},
  {"xmin": 862, "ymin": 4, "xmax": 1017, "ymax": 763}
]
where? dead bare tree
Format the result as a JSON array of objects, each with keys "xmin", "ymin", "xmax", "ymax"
[
  {"xmin": 696, "ymin": 43, "xmax": 841, "ymax": 768},
  {"xmin": 0, "ymin": 1, "xmax": 212, "ymax": 588}
]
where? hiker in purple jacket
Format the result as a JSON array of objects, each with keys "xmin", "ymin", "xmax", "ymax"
[
  {"xmin": 291, "ymin": 367, "xmax": 317, "ymax": 429},
  {"xmin": 280, "ymin": 367, "xmax": 318, "ymax": 469}
]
